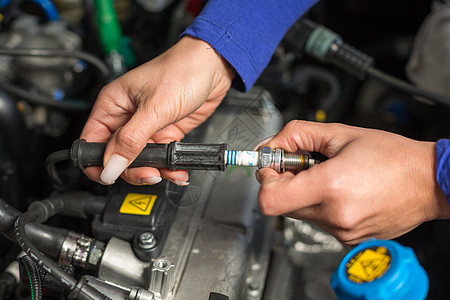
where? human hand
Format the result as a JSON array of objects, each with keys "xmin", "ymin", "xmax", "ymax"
[
  {"xmin": 80, "ymin": 36, "xmax": 234, "ymax": 185},
  {"xmin": 256, "ymin": 120, "xmax": 450, "ymax": 244}
]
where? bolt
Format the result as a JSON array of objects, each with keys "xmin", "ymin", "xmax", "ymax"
[
  {"xmin": 88, "ymin": 241, "xmax": 105, "ymax": 269},
  {"xmin": 129, "ymin": 288, "xmax": 155, "ymax": 300},
  {"xmin": 247, "ymin": 277, "xmax": 261, "ymax": 297},
  {"xmin": 248, "ymin": 278, "xmax": 260, "ymax": 291},
  {"xmin": 139, "ymin": 232, "xmax": 157, "ymax": 250}
]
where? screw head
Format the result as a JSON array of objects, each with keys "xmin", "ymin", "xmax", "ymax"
[
  {"xmin": 139, "ymin": 232, "xmax": 157, "ymax": 250},
  {"xmin": 248, "ymin": 279, "xmax": 260, "ymax": 291}
]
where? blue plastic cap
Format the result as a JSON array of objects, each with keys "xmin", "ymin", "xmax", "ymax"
[{"xmin": 331, "ymin": 239, "xmax": 428, "ymax": 300}]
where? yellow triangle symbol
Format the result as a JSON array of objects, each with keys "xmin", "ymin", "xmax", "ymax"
[
  {"xmin": 119, "ymin": 193, "xmax": 157, "ymax": 216},
  {"xmin": 129, "ymin": 197, "xmax": 151, "ymax": 211},
  {"xmin": 346, "ymin": 249, "xmax": 391, "ymax": 282},
  {"xmin": 360, "ymin": 258, "xmax": 386, "ymax": 277}
]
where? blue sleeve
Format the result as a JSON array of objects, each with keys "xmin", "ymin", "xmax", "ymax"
[
  {"xmin": 436, "ymin": 139, "xmax": 450, "ymax": 205},
  {"xmin": 182, "ymin": 0, "xmax": 318, "ymax": 92}
]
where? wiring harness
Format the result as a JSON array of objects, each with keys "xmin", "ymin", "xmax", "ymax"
[{"xmin": 284, "ymin": 18, "xmax": 450, "ymax": 107}]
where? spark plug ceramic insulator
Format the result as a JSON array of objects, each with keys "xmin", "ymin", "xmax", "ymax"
[{"xmin": 224, "ymin": 147, "xmax": 319, "ymax": 174}]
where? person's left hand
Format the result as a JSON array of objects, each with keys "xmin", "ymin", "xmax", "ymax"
[{"xmin": 256, "ymin": 120, "xmax": 450, "ymax": 244}]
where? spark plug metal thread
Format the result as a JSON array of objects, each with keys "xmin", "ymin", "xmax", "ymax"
[{"xmin": 283, "ymin": 152, "xmax": 318, "ymax": 173}]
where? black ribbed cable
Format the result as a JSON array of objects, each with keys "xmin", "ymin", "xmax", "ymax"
[{"xmin": 19, "ymin": 256, "xmax": 43, "ymax": 300}]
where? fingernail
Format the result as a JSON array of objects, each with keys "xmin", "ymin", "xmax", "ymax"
[
  {"xmin": 170, "ymin": 180, "xmax": 190, "ymax": 186},
  {"xmin": 141, "ymin": 176, "xmax": 162, "ymax": 185},
  {"xmin": 253, "ymin": 136, "xmax": 275, "ymax": 150},
  {"xmin": 100, "ymin": 154, "xmax": 129, "ymax": 185},
  {"xmin": 255, "ymin": 170, "xmax": 261, "ymax": 183}
]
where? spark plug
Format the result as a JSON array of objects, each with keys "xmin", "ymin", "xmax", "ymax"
[{"xmin": 224, "ymin": 147, "xmax": 319, "ymax": 174}]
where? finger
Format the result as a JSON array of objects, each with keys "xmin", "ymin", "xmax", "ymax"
[
  {"xmin": 80, "ymin": 117, "xmax": 113, "ymax": 143},
  {"xmin": 99, "ymin": 107, "xmax": 163, "ymax": 184},
  {"xmin": 264, "ymin": 120, "xmax": 362, "ymax": 158},
  {"xmin": 80, "ymin": 83, "xmax": 136, "ymax": 143},
  {"xmin": 121, "ymin": 167, "xmax": 162, "ymax": 185},
  {"xmin": 118, "ymin": 165, "xmax": 189, "ymax": 186},
  {"xmin": 80, "ymin": 84, "xmax": 136, "ymax": 183},
  {"xmin": 253, "ymin": 136, "xmax": 275, "ymax": 150},
  {"xmin": 98, "ymin": 81, "xmax": 211, "ymax": 185},
  {"xmin": 151, "ymin": 123, "xmax": 189, "ymax": 144},
  {"xmin": 160, "ymin": 169, "xmax": 190, "ymax": 186},
  {"xmin": 257, "ymin": 164, "xmax": 326, "ymax": 216},
  {"xmin": 99, "ymin": 107, "xmax": 207, "ymax": 185},
  {"xmin": 255, "ymin": 167, "xmax": 292, "ymax": 184},
  {"xmin": 82, "ymin": 166, "xmax": 103, "ymax": 183},
  {"xmin": 151, "ymin": 98, "xmax": 223, "ymax": 142}
]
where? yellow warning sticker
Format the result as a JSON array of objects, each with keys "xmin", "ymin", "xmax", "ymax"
[
  {"xmin": 345, "ymin": 246, "xmax": 391, "ymax": 283},
  {"xmin": 119, "ymin": 193, "xmax": 157, "ymax": 216}
]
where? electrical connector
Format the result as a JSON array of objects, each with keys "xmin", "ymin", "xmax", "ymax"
[
  {"xmin": 284, "ymin": 18, "xmax": 374, "ymax": 79},
  {"xmin": 284, "ymin": 18, "xmax": 450, "ymax": 106}
]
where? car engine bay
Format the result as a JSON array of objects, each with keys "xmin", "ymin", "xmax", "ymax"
[{"xmin": 0, "ymin": 0, "xmax": 449, "ymax": 299}]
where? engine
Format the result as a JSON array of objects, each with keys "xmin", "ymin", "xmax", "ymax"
[{"xmin": 0, "ymin": 1, "xmax": 448, "ymax": 299}]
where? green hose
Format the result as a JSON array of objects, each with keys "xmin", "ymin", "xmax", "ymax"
[{"xmin": 94, "ymin": 0, "xmax": 136, "ymax": 67}]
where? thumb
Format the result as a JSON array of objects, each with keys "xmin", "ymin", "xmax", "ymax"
[
  {"xmin": 264, "ymin": 120, "xmax": 360, "ymax": 158},
  {"xmin": 100, "ymin": 109, "xmax": 160, "ymax": 184}
]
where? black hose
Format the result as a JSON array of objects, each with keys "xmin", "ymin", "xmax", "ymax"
[
  {"xmin": 13, "ymin": 197, "xmax": 111, "ymax": 299},
  {"xmin": 60, "ymin": 192, "xmax": 107, "ymax": 218},
  {"xmin": 44, "ymin": 149, "xmax": 71, "ymax": 187},
  {"xmin": 0, "ymin": 81, "xmax": 91, "ymax": 112},
  {"xmin": 0, "ymin": 192, "xmax": 106, "ymax": 249},
  {"xmin": 0, "ymin": 198, "xmax": 21, "ymax": 240},
  {"xmin": 26, "ymin": 224, "xmax": 69, "ymax": 259},
  {"xmin": 367, "ymin": 67, "xmax": 450, "ymax": 107},
  {"xmin": 13, "ymin": 199, "xmax": 78, "ymax": 291},
  {"xmin": 0, "ymin": 48, "xmax": 111, "ymax": 79},
  {"xmin": 19, "ymin": 256, "xmax": 43, "ymax": 300},
  {"xmin": 0, "ymin": 198, "xmax": 68, "ymax": 258}
]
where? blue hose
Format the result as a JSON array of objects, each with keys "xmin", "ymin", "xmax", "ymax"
[{"xmin": 0, "ymin": 0, "xmax": 59, "ymax": 21}]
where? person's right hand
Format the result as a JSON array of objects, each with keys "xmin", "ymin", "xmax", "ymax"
[
  {"xmin": 80, "ymin": 36, "xmax": 235, "ymax": 185},
  {"xmin": 256, "ymin": 120, "xmax": 450, "ymax": 244}
]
